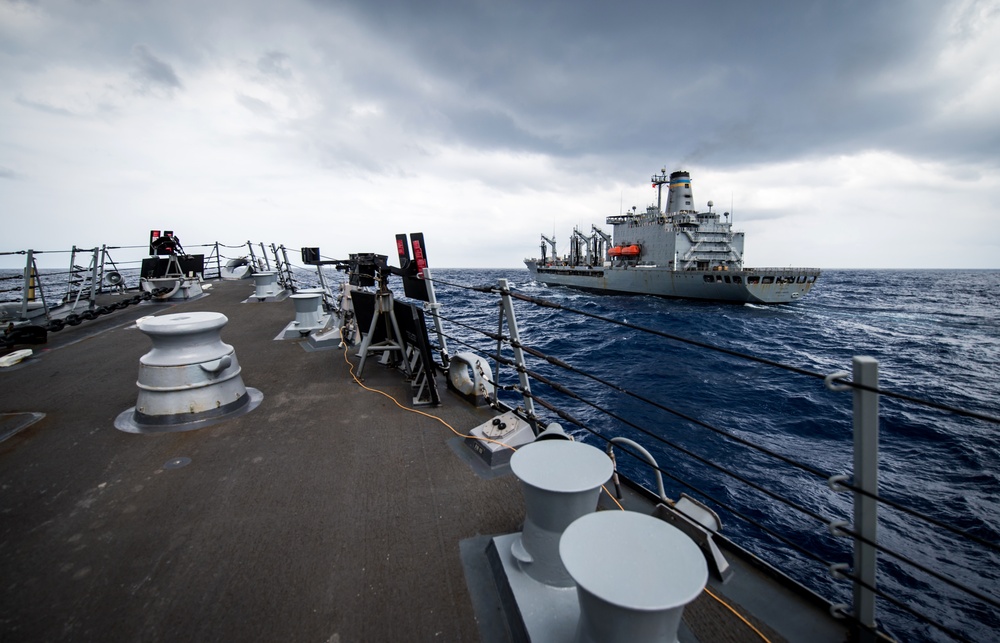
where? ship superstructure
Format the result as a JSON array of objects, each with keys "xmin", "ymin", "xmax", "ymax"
[{"xmin": 525, "ymin": 170, "xmax": 820, "ymax": 303}]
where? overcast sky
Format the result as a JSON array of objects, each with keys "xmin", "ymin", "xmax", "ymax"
[{"xmin": 2, "ymin": 0, "xmax": 998, "ymax": 269}]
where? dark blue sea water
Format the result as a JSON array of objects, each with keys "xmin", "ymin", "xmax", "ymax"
[{"xmin": 426, "ymin": 268, "xmax": 1000, "ymax": 643}]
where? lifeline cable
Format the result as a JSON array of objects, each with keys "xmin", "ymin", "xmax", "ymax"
[
  {"xmin": 526, "ymin": 389, "xmax": 838, "ymax": 572},
  {"xmin": 503, "ymin": 336, "xmax": 1000, "ymax": 608},
  {"xmin": 432, "ymin": 275, "xmax": 1000, "ymax": 555},
  {"xmin": 477, "ymin": 338, "xmax": 841, "ymax": 529},
  {"xmin": 424, "ymin": 275, "xmax": 989, "ymax": 640},
  {"xmin": 428, "ymin": 275, "xmax": 1000, "ymax": 425},
  {"xmin": 339, "ymin": 334, "xmax": 518, "ymax": 453}
]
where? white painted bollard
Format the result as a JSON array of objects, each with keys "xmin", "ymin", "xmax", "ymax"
[
  {"xmin": 253, "ymin": 271, "xmax": 280, "ymax": 298},
  {"xmin": 509, "ymin": 440, "xmax": 613, "ymax": 587},
  {"xmin": 560, "ymin": 510, "xmax": 708, "ymax": 643},
  {"xmin": 115, "ymin": 312, "xmax": 261, "ymax": 433}
]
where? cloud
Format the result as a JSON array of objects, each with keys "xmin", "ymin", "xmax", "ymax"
[
  {"xmin": 256, "ymin": 51, "xmax": 292, "ymax": 80},
  {"xmin": 14, "ymin": 95, "xmax": 76, "ymax": 117},
  {"xmin": 130, "ymin": 45, "xmax": 182, "ymax": 95},
  {"xmin": 0, "ymin": 0, "xmax": 997, "ymax": 269}
]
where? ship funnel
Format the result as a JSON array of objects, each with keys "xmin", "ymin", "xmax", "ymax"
[{"xmin": 665, "ymin": 170, "xmax": 693, "ymax": 214}]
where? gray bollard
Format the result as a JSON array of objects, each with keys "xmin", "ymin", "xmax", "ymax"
[
  {"xmin": 290, "ymin": 293, "xmax": 325, "ymax": 332},
  {"xmin": 253, "ymin": 271, "xmax": 280, "ymax": 299},
  {"xmin": 115, "ymin": 312, "xmax": 262, "ymax": 433},
  {"xmin": 509, "ymin": 440, "xmax": 613, "ymax": 587},
  {"xmin": 560, "ymin": 510, "xmax": 708, "ymax": 643}
]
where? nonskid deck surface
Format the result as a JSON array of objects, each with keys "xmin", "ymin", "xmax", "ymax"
[
  {"xmin": 0, "ymin": 280, "xmax": 521, "ymax": 641},
  {"xmin": 1, "ymin": 280, "xmax": 842, "ymax": 642}
]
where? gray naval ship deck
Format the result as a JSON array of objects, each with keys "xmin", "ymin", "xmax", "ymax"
[{"xmin": 1, "ymin": 278, "xmax": 848, "ymax": 642}]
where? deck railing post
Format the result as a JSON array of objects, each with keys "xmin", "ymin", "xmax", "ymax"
[
  {"xmin": 852, "ymin": 355, "xmax": 879, "ymax": 641},
  {"xmin": 259, "ymin": 242, "xmax": 270, "ymax": 270},
  {"xmin": 98, "ymin": 245, "xmax": 108, "ymax": 294},
  {"xmin": 68, "ymin": 246, "xmax": 78, "ymax": 298},
  {"xmin": 247, "ymin": 241, "xmax": 259, "ymax": 271},
  {"xmin": 20, "ymin": 249, "xmax": 34, "ymax": 319},
  {"xmin": 280, "ymin": 245, "xmax": 295, "ymax": 292},
  {"xmin": 419, "ymin": 267, "xmax": 449, "ymax": 367},
  {"xmin": 498, "ymin": 278, "xmax": 536, "ymax": 428}
]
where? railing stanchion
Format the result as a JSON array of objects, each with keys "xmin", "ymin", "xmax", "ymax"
[
  {"xmin": 260, "ymin": 242, "xmax": 270, "ymax": 270},
  {"xmin": 498, "ymin": 278, "xmax": 537, "ymax": 430},
  {"xmin": 852, "ymin": 355, "xmax": 880, "ymax": 641},
  {"xmin": 280, "ymin": 245, "xmax": 295, "ymax": 292},
  {"xmin": 20, "ymin": 249, "xmax": 33, "ymax": 320},
  {"xmin": 420, "ymin": 267, "xmax": 449, "ymax": 367}
]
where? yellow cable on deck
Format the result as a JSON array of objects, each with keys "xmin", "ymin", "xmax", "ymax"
[
  {"xmin": 703, "ymin": 587, "xmax": 773, "ymax": 643},
  {"xmin": 341, "ymin": 345, "xmax": 519, "ymax": 452},
  {"xmin": 343, "ymin": 344, "xmax": 771, "ymax": 643}
]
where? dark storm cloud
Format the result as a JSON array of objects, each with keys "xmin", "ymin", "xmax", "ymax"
[
  {"xmin": 131, "ymin": 45, "xmax": 182, "ymax": 94},
  {"xmin": 324, "ymin": 0, "xmax": 992, "ymax": 169}
]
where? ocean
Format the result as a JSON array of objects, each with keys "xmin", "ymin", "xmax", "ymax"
[
  {"xmin": 3, "ymin": 264, "xmax": 998, "ymax": 641},
  {"xmin": 427, "ymin": 268, "xmax": 1000, "ymax": 643}
]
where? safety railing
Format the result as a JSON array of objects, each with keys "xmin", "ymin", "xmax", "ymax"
[{"xmin": 422, "ymin": 274, "xmax": 1000, "ymax": 643}]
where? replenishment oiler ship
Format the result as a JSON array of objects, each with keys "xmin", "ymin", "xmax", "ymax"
[{"xmin": 525, "ymin": 170, "xmax": 820, "ymax": 303}]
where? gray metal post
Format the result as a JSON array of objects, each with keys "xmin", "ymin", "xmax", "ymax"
[
  {"xmin": 279, "ymin": 245, "xmax": 295, "ymax": 292},
  {"xmin": 87, "ymin": 247, "xmax": 99, "ymax": 308},
  {"xmin": 852, "ymin": 355, "xmax": 879, "ymax": 641},
  {"xmin": 98, "ymin": 245, "xmax": 108, "ymax": 294},
  {"xmin": 419, "ymin": 267, "xmax": 449, "ymax": 365},
  {"xmin": 19, "ymin": 249, "xmax": 34, "ymax": 319},
  {"xmin": 259, "ymin": 243, "xmax": 270, "ymax": 270},
  {"xmin": 314, "ymin": 265, "xmax": 330, "ymax": 309},
  {"xmin": 68, "ymin": 245, "xmax": 78, "ymax": 297},
  {"xmin": 247, "ymin": 241, "xmax": 259, "ymax": 270},
  {"xmin": 497, "ymin": 278, "xmax": 536, "ymax": 426}
]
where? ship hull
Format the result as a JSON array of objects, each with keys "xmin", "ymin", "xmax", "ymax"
[{"xmin": 525, "ymin": 261, "xmax": 819, "ymax": 304}]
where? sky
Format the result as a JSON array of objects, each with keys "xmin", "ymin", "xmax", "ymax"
[{"xmin": 1, "ymin": 0, "xmax": 998, "ymax": 269}]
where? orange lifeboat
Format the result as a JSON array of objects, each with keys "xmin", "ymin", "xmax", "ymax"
[
  {"xmin": 620, "ymin": 245, "xmax": 641, "ymax": 257},
  {"xmin": 609, "ymin": 246, "xmax": 624, "ymax": 257}
]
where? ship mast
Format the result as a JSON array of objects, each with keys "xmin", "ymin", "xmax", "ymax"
[{"xmin": 651, "ymin": 168, "xmax": 669, "ymax": 214}]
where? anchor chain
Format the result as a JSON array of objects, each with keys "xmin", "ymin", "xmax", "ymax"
[{"xmin": 2, "ymin": 287, "xmax": 171, "ymax": 347}]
